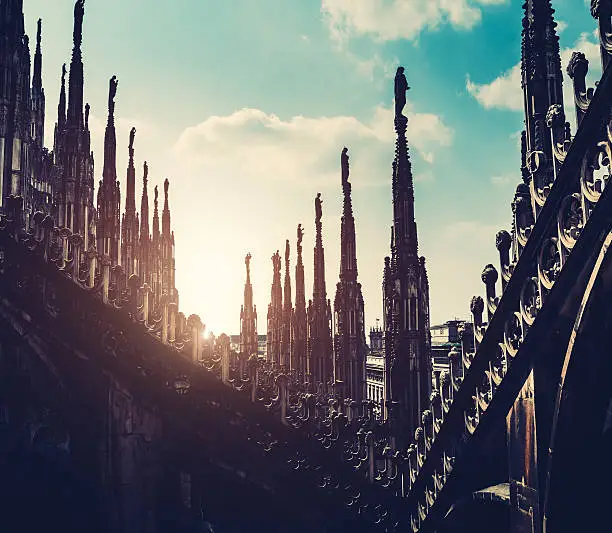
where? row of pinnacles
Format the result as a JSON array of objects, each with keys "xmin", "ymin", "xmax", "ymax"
[
  {"xmin": 0, "ymin": 1, "xmax": 178, "ymax": 319},
  {"xmin": 233, "ymin": 1, "xmax": 612, "ymax": 531},
  {"xmin": 239, "ymin": 147, "xmax": 369, "ymax": 407}
]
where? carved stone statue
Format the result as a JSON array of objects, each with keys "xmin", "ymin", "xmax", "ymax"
[
  {"xmin": 315, "ymin": 193, "xmax": 322, "ymax": 223},
  {"xmin": 272, "ymin": 251, "xmax": 281, "ymax": 274},
  {"xmin": 164, "ymin": 178, "xmax": 169, "ymax": 199},
  {"xmin": 341, "ymin": 147, "xmax": 349, "ymax": 184},
  {"xmin": 84, "ymin": 103, "xmax": 90, "ymax": 128},
  {"xmin": 394, "ymin": 66, "xmax": 410, "ymax": 118},
  {"xmin": 61, "ymin": 63, "xmax": 66, "ymax": 85},
  {"xmin": 297, "ymin": 223, "xmax": 303, "ymax": 247},
  {"xmin": 154, "ymin": 185, "xmax": 158, "ymax": 206},
  {"xmin": 245, "ymin": 253, "xmax": 252, "ymax": 278},
  {"xmin": 73, "ymin": 0, "xmax": 85, "ymax": 46},
  {"xmin": 129, "ymin": 127, "xmax": 136, "ymax": 150},
  {"xmin": 143, "ymin": 161, "xmax": 148, "ymax": 182},
  {"xmin": 108, "ymin": 76, "xmax": 118, "ymax": 112}
]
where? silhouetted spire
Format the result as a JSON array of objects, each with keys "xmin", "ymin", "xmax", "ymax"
[
  {"xmin": 140, "ymin": 162, "xmax": 149, "ymax": 242},
  {"xmin": 162, "ymin": 178, "xmax": 171, "ymax": 236},
  {"xmin": 339, "ymin": 147, "xmax": 357, "ymax": 282},
  {"xmin": 334, "ymin": 147, "xmax": 366, "ymax": 403},
  {"xmin": 281, "ymin": 239, "xmax": 293, "ymax": 369},
  {"xmin": 67, "ymin": 0, "xmax": 85, "ymax": 128},
  {"xmin": 240, "ymin": 253, "xmax": 258, "ymax": 358},
  {"xmin": 521, "ymin": 0, "xmax": 565, "ymax": 157},
  {"xmin": 121, "ymin": 127, "xmax": 138, "ymax": 275},
  {"xmin": 32, "ymin": 18, "xmax": 42, "ymax": 90},
  {"xmin": 102, "ymin": 76, "xmax": 118, "ymax": 185},
  {"xmin": 392, "ymin": 70, "xmax": 418, "ymax": 258},
  {"xmin": 295, "ymin": 224, "xmax": 305, "ymax": 311},
  {"xmin": 152, "ymin": 185, "xmax": 160, "ymax": 241},
  {"xmin": 283, "ymin": 239, "xmax": 292, "ymax": 312},
  {"xmin": 267, "ymin": 250, "xmax": 283, "ymax": 366},
  {"xmin": 57, "ymin": 64, "xmax": 67, "ymax": 129},
  {"xmin": 125, "ymin": 128, "xmax": 136, "ymax": 216},
  {"xmin": 293, "ymin": 224, "xmax": 307, "ymax": 380},
  {"xmin": 313, "ymin": 192, "xmax": 327, "ymax": 304}
]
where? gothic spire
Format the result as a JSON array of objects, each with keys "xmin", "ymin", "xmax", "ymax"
[
  {"xmin": 125, "ymin": 127, "xmax": 136, "ymax": 217},
  {"xmin": 340, "ymin": 147, "xmax": 358, "ymax": 283},
  {"xmin": 283, "ymin": 239, "xmax": 292, "ymax": 312},
  {"xmin": 267, "ymin": 250, "xmax": 283, "ymax": 366},
  {"xmin": 281, "ymin": 239, "xmax": 293, "ymax": 369},
  {"xmin": 152, "ymin": 185, "xmax": 160, "ymax": 240},
  {"xmin": 140, "ymin": 162, "xmax": 149, "ymax": 241},
  {"xmin": 521, "ymin": 0, "xmax": 565, "ymax": 156},
  {"xmin": 162, "ymin": 178, "xmax": 171, "ymax": 236},
  {"xmin": 293, "ymin": 223, "xmax": 308, "ymax": 380},
  {"xmin": 240, "ymin": 253, "xmax": 258, "ymax": 358},
  {"xmin": 295, "ymin": 224, "xmax": 305, "ymax": 311},
  {"xmin": 313, "ymin": 192, "xmax": 327, "ymax": 304},
  {"xmin": 57, "ymin": 64, "xmax": 67, "ymax": 130},
  {"xmin": 102, "ymin": 76, "xmax": 118, "ymax": 186},
  {"xmin": 392, "ymin": 66, "xmax": 418, "ymax": 259},
  {"xmin": 67, "ymin": 0, "xmax": 85, "ymax": 128},
  {"xmin": 32, "ymin": 18, "xmax": 42, "ymax": 90},
  {"xmin": 334, "ymin": 147, "xmax": 366, "ymax": 403}
]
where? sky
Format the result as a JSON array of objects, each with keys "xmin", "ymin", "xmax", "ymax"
[{"xmin": 22, "ymin": 0, "xmax": 602, "ymax": 336}]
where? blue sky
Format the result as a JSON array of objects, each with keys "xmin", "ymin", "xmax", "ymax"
[{"xmin": 22, "ymin": 0, "xmax": 602, "ymax": 336}]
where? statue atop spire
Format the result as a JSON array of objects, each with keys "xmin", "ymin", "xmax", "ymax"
[
  {"xmin": 129, "ymin": 127, "xmax": 136, "ymax": 151},
  {"xmin": 315, "ymin": 192, "xmax": 322, "ymax": 224},
  {"xmin": 394, "ymin": 66, "xmax": 410, "ymax": 119},
  {"xmin": 143, "ymin": 161, "xmax": 148, "ymax": 186},
  {"xmin": 245, "ymin": 252, "xmax": 252, "ymax": 281},
  {"xmin": 297, "ymin": 223, "xmax": 303, "ymax": 251},
  {"xmin": 108, "ymin": 75, "xmax": 118, "ymax": 120},
  {"xmin": 73, "ymin": 0, "xmax": 85, "ymax": 48},
  {"xmin": 154, "ymin": 185, "xmax": 159, "ymax": 210},
  {"xmin": 341, "ymin": 147, "xmax": 349, "ymax": 184},
  {"xmin": 37, "ymin": 18, "xmax": 42, "ymax": 49}
]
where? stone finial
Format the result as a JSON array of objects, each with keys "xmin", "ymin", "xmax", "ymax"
[
  {"xmin": 481, "ymin": 264, "xmax": 498, "ymax": 286},
  {"xmin": 567, "ymin": 51, "xmax": 588, "ymax": 80},
  {"xmin": 495, "ymin": 230, "xmax": 512, "ymax": 253},
  {"xmin": 470, "ymin": 295, "xmax": 484, "ymax": 316}
]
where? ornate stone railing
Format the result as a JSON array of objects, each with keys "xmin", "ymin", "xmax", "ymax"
[
  {"xmin": 0, "ymin": 204, "xmax": 413, "ymax": 531},
  {"xmin": 395, "ymin": 7, "xmax": 612, "ymax": 530}
]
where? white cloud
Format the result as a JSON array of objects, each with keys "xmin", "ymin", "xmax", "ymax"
[
  {"xmin": 321, "ymin": 0, "xmax": 508, "ymax": 42},
  {"xmin": 166, "ymin": 105, "xmax": 453, "ymax": 334},
  {"xmin": 466, "ymin": 64, "xmax": 522, "ymax": 111},
  {"xmin": 556, "ymin": 20, "xmax": 568, "ymax": 33},
  {"xmin": 172, "ymin": 104, "xmax": 453, "ymax": 189},
  {"xmin": 466, "ymin": 31, "xmax": 602, "ymax": 119}
]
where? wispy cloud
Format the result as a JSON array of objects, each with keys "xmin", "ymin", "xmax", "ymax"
[
  {"xmin": 321, "ymin": 0, "xmax": 508, "ymax": 43},
  {"xmin": 172, "ymin": 104, "xmax": 453, "ymax": 190},
  {"xmin": 466, "ymin": 31, "xmax": 601, "ymax": 121}
]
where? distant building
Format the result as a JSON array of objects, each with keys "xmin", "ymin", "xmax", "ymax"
[
  {"xmin": 230, "ymin": 334, "xmax": 267, "ymax": 358},
  {"xmin": 430, "ymin": 320, "xmax": 474, "ymax": 389},
  {"xmin": 366, "ymin": 326, "xmax": 385, "ymax": 419}
]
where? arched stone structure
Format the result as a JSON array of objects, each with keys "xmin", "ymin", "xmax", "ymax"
[{"xmin": 542, "ymin": 233, "xmax": 612, "ymax": 532}]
